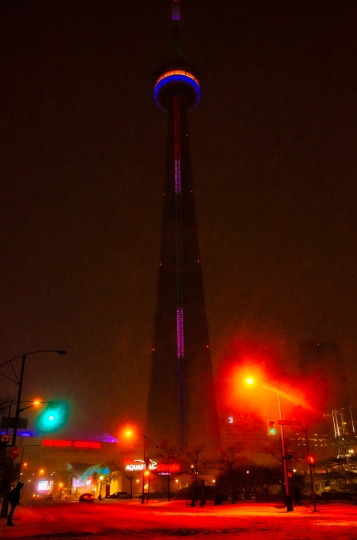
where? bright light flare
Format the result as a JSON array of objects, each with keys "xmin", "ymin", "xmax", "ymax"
[
  {"xmin": 33, "ymin": 400, "xmax": 41, "ymax": 406},
  {"xmin": 120, "ymin": 424, "xmax": 137, "ymax": 442},
  {"xmin": 246, "ymin": 377, "xmax": 254, "ymax": 385}
]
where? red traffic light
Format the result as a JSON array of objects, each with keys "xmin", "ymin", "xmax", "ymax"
[{"xmin": 307, "ymin": 455, "xmax": 315, "ymax": 467}]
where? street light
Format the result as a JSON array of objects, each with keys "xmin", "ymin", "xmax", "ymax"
[
  {"xmin": 0, "ymin": 350, "xmax": 67, "ymax": 447},
  {"xmin": 123, "ymin": 429, "xmax": 158, "ymax": 504},
  {"xmin": 18, "ymin": 444, "xmax": 40, "ymax": 481},
  {"xmin": 3, "ymin": 400, "xmax": 51, "ymax": 435},
  {"xmin": 246, "ymin": 377, "xmax": 293, "ymax": 512},
  {"xmin": 140, "ymin": 434, "xmax": 158, "ymax": 504},
  {"xmin": 0, "ymin": 349, "xmax": 66, "ymax": 518}
]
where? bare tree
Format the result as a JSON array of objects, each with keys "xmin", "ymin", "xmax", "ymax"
[
  {"xmin": 214, "ymin": 444, "xmax": 248, "ymax": 503},
  {"xmin": 120, "ymin": 468, "xmax": 139, "ymax": 499},
  {"xmin": 215, "ymin": 446, "xmax": 282, "ymax": 503},
  {"xmin": 154, "ymin": 445, "xmax": 183, "ymax": 501},
  {"xmin": 103, "ymin": 460, "xmax": 121, "ymax": 495},
  {"xmin": 183, "ymin": 444, "xmax": 214, "ymax": 505}
]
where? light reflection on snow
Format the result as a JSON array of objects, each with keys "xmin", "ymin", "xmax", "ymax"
[{"xmin": 314, "ymin": 521, "xmax": 357, "ymax": 526}]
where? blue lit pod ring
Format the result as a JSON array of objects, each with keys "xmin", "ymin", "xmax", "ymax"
[{"xmin": 154, "ymin": 70, "xmax": 201, "ymax": 111}]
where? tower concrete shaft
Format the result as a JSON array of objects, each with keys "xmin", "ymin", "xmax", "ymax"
[{"xmin": 146, "ymin": 1, "xmax": 220, "ymax": 450}]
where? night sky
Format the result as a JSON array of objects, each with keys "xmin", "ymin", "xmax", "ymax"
[{"xmin": 1, "ymin": 0, "xmax": 357, "ymax": 440}]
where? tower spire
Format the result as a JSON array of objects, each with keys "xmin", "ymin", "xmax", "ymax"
[
  {"xmin": 172, "ymin": 0, "xmax": 180, "ymax": 20},
  {"xmin": 171, "ymin": 0, "xmax": 183, "ymax": 58}
]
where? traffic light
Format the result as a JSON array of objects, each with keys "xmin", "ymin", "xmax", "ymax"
[
  {"xmin": 0, "ymin": 435, "xmax": 11, "ymax": 446},
  {"xmin": 267, "ymin": 420, "xmax": 276, "ymax": 435},
  {"xmin": 35, "ymin": 402, "xmax": 69, "ymax": 433},
  {"xmin": 307, "ymin": 455, "xmax": 315, "ymax": 467},
  {"xmin": 10, "ymin": 445, "xmax": 20, "ymax": 460}
]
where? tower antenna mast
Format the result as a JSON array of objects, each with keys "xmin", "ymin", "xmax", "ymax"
[{"xmin": 171, "ymin": 0, "xmax": 183, "ymax": 58}]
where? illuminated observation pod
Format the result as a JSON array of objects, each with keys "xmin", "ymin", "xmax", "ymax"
[{"xmin": 154, "ymin": 63, "xmax": 200, "ymax": 112}]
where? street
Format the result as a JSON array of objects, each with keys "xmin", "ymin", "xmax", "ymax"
[{"xmin": 1, "ymin": 499, "xmax": 357, "ymax": 539}]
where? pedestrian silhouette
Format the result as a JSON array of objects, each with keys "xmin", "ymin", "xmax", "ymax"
[
  {"xmin": 293, "ymin": 486, "xmax": 301, "ymax": 506},
  {"xmin": 7, "ymin": 482, "xmax": 24, "ymax": 526}
]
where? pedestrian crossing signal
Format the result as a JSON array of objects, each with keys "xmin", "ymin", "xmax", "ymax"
[
  {"xmin": 10, "ymin": 445, "xmax": 19, "ymax": 460},
  {"xmin": 267, "ymin": 420, "xmax": 276, "ymax": 435}
]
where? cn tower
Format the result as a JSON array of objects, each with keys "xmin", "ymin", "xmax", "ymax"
[{"xmin": 146, "ymin": 0, "xmax": 220, "ymax": 450}]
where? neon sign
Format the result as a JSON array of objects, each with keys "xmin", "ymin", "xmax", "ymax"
[
  {"xmin": 42, "ymin": 440, "xmax": 101, "ymax": 449},
  {"xmin": 74, "ymin": 441, "xmax": 101, "ymax": 449},
  {"xmin": 124, "ymin": 459, "xmax": 157, "ymax": 472},
  {"xmin": 42, "ymin": 440, "xmax": 72, "ymax": 447},
  {"xmin": 156, "ymin": 463, "xmax": 181, "ymax": 473}
]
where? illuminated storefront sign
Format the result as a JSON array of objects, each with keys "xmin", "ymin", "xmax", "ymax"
[
  {"xmin": 124, "ymin": 459, "xmax": 157, "ymax": 472},
  {"xmin": 124, "ymin": 460, "xmax": 180, "ymax": 474},
  {"xmin": 38, "ymin": 480, "xmax": 52, "ymax": 491},
  {"xmin": 156, "ymin": 463, "xmax": 181, "ymax": 474},
  {"xmin": 42, "ymin": 440, "xmax": 101, "ymax": 449},
  {"xmin": 73, "ymin": 441, "xmax": 101, "ymax": 449}
]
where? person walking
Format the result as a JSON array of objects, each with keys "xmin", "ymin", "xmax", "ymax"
[
  {"xmin": 293, "ymin": 486, "xmax": 301, "ymax": 507},
  {"xmin": 6, "ymin": 482, "xmax": 24, "ymax": 526}
]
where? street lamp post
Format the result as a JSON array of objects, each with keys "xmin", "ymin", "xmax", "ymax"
[
  {"xmin": 246, "ymin": 378, "xmax": 293, "ymax": 512},
  {"xmin": 275, "ymin": 386, "xmax": 293, "ymax": 512},
  {"xmin": 140, "ymin": 434, "xmax": 158, "ymax": 505},
  {"xmin": 303, "ymin": 422, "xmax": 317, "ymax": 512},
  {"xmin": 4, "ymin": 400, "xmax": 43, "ymax": 435},
  {"xmin": 0, "ymin": 349, "xmax": 67, "ymax": 519},
  {"xmin": 18, "ymin": 444, "xmax": 40, "ymax": 482},
  {"xmin": 0, "ymin": 350, "xmax": 67, "ymax": 447}
]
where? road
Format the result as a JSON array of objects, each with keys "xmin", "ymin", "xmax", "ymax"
[{"xmin": 1, "ymin": 499, "xmax": 357, "ymax": 539}]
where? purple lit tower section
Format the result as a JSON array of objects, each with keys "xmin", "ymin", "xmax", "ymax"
[{"xmin": 146, "ymin": 0, "xmax": 220, "ymax": 449}]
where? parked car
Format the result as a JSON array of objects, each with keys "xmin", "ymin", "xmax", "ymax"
[
  {"xmin": 79, "ymin": 493, "xmax": 95, "ymax": 503},
  {"xmin": 107, "ymin": 492, "xmax": 130, "ymax": 499}
]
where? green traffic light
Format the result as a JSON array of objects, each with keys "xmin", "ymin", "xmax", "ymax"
[{"xmin": 35, "ymin": 402, "xmax": 69, "ymax": 433}]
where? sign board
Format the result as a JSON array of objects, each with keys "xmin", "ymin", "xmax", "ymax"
[
  {"xmin": 38, "ymin": 480, "xmax": 51, "ymax": 492},
  {"xmin": 278, "ymin": 420, "xmax": 302, "ymax": 427},
  {"xmin": 156, "ymin": 463, "xmax": 181, "ymax": 473},
  {"xmin": 1, "ymin": 417, "xmax": 28, "ymax": 429},
  {"xmin": 42, "ymin": 440, "xmax": 101, "ymax": 449},
  {"xmin": 124, "ymin": 459, "xmax": 157, "ymax": 471}
]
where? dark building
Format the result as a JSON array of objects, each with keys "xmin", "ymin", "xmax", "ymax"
[
  {"xmin": 299, "ymin": 341, "xmax": 350, "ymax": 414},
  {"xmin": 145, "ymin": 0, "xmax": 220, "ymax": 450}
]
